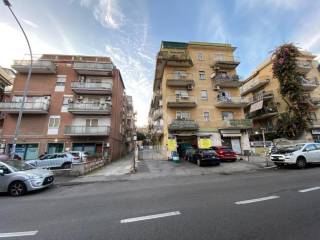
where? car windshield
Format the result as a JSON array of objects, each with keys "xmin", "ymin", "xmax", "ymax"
[{"xmin": 3, "ymin": 160, "xmax": 35, "ymax": 172}]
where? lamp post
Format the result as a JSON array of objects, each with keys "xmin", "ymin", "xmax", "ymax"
[{"xmin": 3, "ymin": 0, "xmax": 33, "ymax": 159}]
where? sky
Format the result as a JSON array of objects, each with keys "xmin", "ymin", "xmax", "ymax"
[{"xmin": 1, "ymin": 0, "xmax": 320, "ymax": 127}]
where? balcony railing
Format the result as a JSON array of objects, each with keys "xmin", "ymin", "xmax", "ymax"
[
  {"xmin": 246, "ymin": 105, "xmax": 278, "ymax": 120},
  {"xmin": 0, "ymin": 101, "xmax": 49, "ymax": 114},
  {"xmin": 218, "ymin": 119, "xmax": 253, "ymax": 129},
  {"xmin": 71, "ymin": 82, "xmax": 112, "ymax": 94},
  {"xmin": 64, "ymin": 126, "xmax": 110, "ymax": 136},
  {"xmin": 309, "ymin": 120, "xmax": 320, "ymax": 129},
  {"xmin": 153, "ymin": 109, "xmax": 163, "ymax": 120},
  {"xmin": 296, "ymin": 60, "xmax": 312, "ymax": 74},
  {"xmin": 251, "ymin": 91, "xmax": 274, "ymax": 103},
  {"xmin": 212, "ymin": 74, "xmax": 241, "ymax": 88},
  {"xmin": 240, "ymin": 76, "xmax": 271, "ymax": 96},
  {"xmin": 166, "ymin": 73, "xmax": 195, "ymax": 87},
  {"xmin": 12, "ymin": 60, "xmax": 56, "ymax": 74},
  {"xmin": 210, "ymin": 56, "xmax": 240, "ymax": 69},
  {"xmin": 168, "ymin": 119, "xmax": 199, "ymax": 131},
  {"xmin": 167, "ymin": 95, "xmax": 197, "ymax": 108},
  {"xmin": 215, "ymin": 96, "xmax": 249, "ymax": 108},
  {"xmin": 157, "ymin": 50, "xmax": 193, "ymax": 67},
  {"xmin": 73, "ymin": 62, "xmax": 113, "ymax": 76},
  {"xmin": 68, "ymin": 102, "xmax": 111, "ymax": 115},
  {"xmin": 298, "ymin": 77, "xmax": 319, "ymax": 91}
]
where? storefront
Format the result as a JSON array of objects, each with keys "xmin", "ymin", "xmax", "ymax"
[
  {"xmin": 220, "ymin": 130, "xmax": 243, "ymax": 154},
  {"xmin": 8, "ymin": 143, "xmax": 39, "ymax": 160},
  {"xmin": 311, "ymin": 129, "xmax": 320, "ymax": 143},
  {"xmin": 47, "ymin": 143, "xmax": 64, "ymax": 154},
  {"xmin": 72, "ymin": 142, "xmax": 103, "ymax": 157}
]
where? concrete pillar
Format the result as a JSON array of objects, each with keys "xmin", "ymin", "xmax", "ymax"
[
  {"xmin": 241, "ymin": 132, "xmax": 250, "ymax": 153},
  {"xmin": 211, "ymin": 132, "xmax": 222, "ymax": 146}
]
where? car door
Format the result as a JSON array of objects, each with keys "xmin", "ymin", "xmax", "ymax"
[
  {"xmin": 303, "ymin": 144, "xmax": 317, "ymax": 163},
  {"xmin": 313, "ymin": 144, "xmax": 320, "ymax": 163},
  {"xmin": 0, "ymin": 164, "xmax": 11, "ymax": 192},
  {"xmin": 42, "ymin": 154, "xmax": 57, "ymax": 168}
]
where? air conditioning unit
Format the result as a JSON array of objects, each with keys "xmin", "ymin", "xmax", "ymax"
[
  {"xmin": 213, "ymin": 85, "xmax": 220, "ymax": 91},
  {"xmin": 106, "ymin": 96, "xmax": 111, "ymax": 101},
  {"xmin": 77, "ymin": 96, "xmax": 83, "ymax": 100},
  {"xmin": 187, "ymin": 85, "xmax": 193, "ymax": 90}
]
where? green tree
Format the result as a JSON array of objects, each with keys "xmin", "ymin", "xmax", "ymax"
[{"xmin": 137, "ymin": 132, "xmax": 146, "ymax": 141}]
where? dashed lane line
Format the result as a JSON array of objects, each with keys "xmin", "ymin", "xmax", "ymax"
[
  {"xmin": 0, "ymin": 231, "xmax": 38, "ymax": 238},
  {"xmin": 299, "ymin": 186, "xmax": 320, "ymax": 193},
  {"xmin": 120, "ymin": 211, "xmax": 181, "ymax": 223},
  {"xmin": 235, "ymin": 196, "xmax": 280, "ymax": 205}
]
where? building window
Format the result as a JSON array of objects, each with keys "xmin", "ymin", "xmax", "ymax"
[
  {"xmin": 86, "ymin": 119, "xmax": 98, "ymax": 127},
  {"xmin": 197, "ymin": 53, "xmax": 204, "ymax": 61},
  {"xmin": 199, "ymin": 71, "xmax": 206, "ymax": 80},
  {"xmin": 213, "ymin": 53, "xmax": 225, "ymax": 61},
  {"xmin": 204, "ymin": 112, "xmax": 210, "ymax": 121},
  {"xmin": 61, "ymin": 95, "xmax": 73, "ymax": 112},
  {"xmin": 309, "ymin": 112, "xmax": 317, "ymax": 121},
  {"xmin": 176, "ymin": 111, "xmax": 190, "ymax": 120},
  {"xmin": 222, "ymin": 111, "xmax": 234, "ymax": 120},
  {"xmin": 55, "ymin": 75, "xmax": 67, "ymax": 92},
  {"xmin": 47, "ymin": 116, "xmax": 60, "ymax": 135},
  {"xmin": 175, "ymin": 90, "xmax": 189, "ymax": 99},
  {"xmin": 201, "ymin": 90, "xmax": 208, "ymax": 100}
]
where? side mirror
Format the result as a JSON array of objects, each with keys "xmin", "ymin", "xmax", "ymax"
[{"xmin": 0, "ymin": 169, "xmax": 4, "ymax": 176}]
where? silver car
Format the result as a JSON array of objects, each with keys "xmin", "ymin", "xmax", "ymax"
[
  {"xmin": 0, "ymin": 160, "xmax": 54, "ymax": 196},
  {"xmin": 270, "ymin": 143, "xmax": 320, "ymax": 169}
]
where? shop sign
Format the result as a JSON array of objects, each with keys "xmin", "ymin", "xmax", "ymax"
[
  {"xmin": 198, "ymin": 138, "xmax": 212, "ymax": 149},
  {"xmin": 167, "ymin": 138, "xmax": 177, "ymax": 151}
]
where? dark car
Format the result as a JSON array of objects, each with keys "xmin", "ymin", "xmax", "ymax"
[
  {"xmin": 212, "ymin": 146, "xmax": 237, "ymax": 162},
  {"xmin": 190, "ymin": 149, "xmax": 220, "ymax": 167}
]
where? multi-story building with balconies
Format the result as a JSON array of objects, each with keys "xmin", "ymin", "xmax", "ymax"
[
  {"xmin": 240, "ymin": 50, "xmax": 320, "ymax": 142},
  {"xmin": 0, "ymin": 54, "xmax": 131, "ymax": 160},
  {"xmin": 149, "ymin": 41, "xmax": 251, "ymax": 155}
]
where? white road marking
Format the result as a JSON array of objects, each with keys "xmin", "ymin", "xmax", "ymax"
[
  {"xmin": 0, "ymin": 231, "xmax": 38, "ymax": 238},
  {"xmin": 120, "ymin": 211, "xmax": 181, "ymax": 223},
  {"xmin": 299, "ymin": 186, "xmax": 320, "ymax": 193},
  {"xmin": 235, "ymin": 196, "xmax": 280, "ymax": 205}
]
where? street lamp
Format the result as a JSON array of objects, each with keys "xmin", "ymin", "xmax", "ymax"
[{"xmin": 3, "ymin": 0, "xmax": 33, "ymax": 159}]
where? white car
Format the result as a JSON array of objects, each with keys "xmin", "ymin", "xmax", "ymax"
[
  {"xmin": 270, "ymin": 143, "xmax": 320, "ymax": 169},
  {"xmin": 26, "ymin": 153, "xmax": 78, "ymax": 169},
  {"xmin": 69, "ymin": 151, "xmax": 89, "ymax": 162}
]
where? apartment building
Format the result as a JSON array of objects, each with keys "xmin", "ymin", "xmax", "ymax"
[
  {"xmin": 123, "ymin": 95, "xmax": 136, "ymax": 152},
  {"xmin": 240, "ymin": 50, "xmax": 320, "ymax": 142},
  {"xmin": 149, "ymin": 41, "xmax": 252, "ymax": 155},
  {"xmin": 0, "ymin": 54, "xmax": 134, "ymax": 160}
]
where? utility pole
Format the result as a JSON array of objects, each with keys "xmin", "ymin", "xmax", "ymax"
[
  {"xmin": 262, "ymin": 128, "xmax": 268, "ymax": 167},
  {"xmin": 3, "ymin": 0, "xmax": 33, "ymax": 159}
]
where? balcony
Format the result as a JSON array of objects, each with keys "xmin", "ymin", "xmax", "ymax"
[
  {"xmin": 168, "ymin": 119, "xmax": 199, "ymax": 132},
  {"xmin": 210, "ymin": 56, "xmax": 240, "ymax": 70},
  {"xmin": 64, "ymin": 126, "xmax": 110, "ymax": 136},
  {"xmin": 309, "ymin": 120, "xmax": 320, "ymax": 129},
  {"xmin": 240, "ymin": 76, "xmax": 271, "ymax": 96},
  {"xmin": 215, "ymin": 96, "xmax": 249, "ymax": 108},
  {"xmin": 12, "ymin": 60, "xmax": 56, "ymax": 74},
  {"xmin": 306, "ymin": 96, "xmax": 320, "ymax": 108},
  {"xmin": 298, "ymin": 77, "xmax": 319, "ymax": 91},
  {"xmin": 250, "ymin": 91, "xmax": 274, "ymax": 104},
  {"xmin": 246, "ymin": 105, "xmax": 278, "ymax": 120},
  {"xmin": 0, "ymin": 101, "xmax": 49, "ymax": 114},
  {"xmin": 71, "ymin": 82, "xmax": 112, "ymax": 94},
  {"xmin": 166, "ymin": 73, "xmax": 195, "ymax": 87},
  {"xmin": 68, "ymin": 103, "xmax": 111, "ymax": 115},
  {"xmin": 152, "ymin": 125, "xmax": 164, "ymax": 135},
  {"xmin": 296, "ymin": 60, "xmax": 312, "ymax": 74},
  {"xmin": 158, "ymin": 50, "xmax": 193, "ymax": 67},
  {"xmin": 73, "ymin": 62, "xmax": 113, "ymax": 76},
  {"xmin": 218, "ymin": 119, "xmax": 253, "ymax": 130},
  {"xmin": 212, "ymin": 74, "xmax": 241, "ymax": 88},
  {"xmin": 153, "ymin": 109, "xmax": 163, "ymax": 120},
  {"xmin": 167, "ymin": 95, "xmax": 197, "ymax": 108}
]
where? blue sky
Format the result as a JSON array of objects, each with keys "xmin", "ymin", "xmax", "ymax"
[{"xmin": 1, "ymin": 0, "xmax": 320, "ymax": 126}]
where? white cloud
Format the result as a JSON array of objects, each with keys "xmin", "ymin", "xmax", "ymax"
[
  {"xmin": 236, "ymin": 0, "xmax": 303, "ymax": 10},
  {"xmin": 21, "ymin": 18, "xmax": 39, "ymax": 29},
  {"xmin": 0, "ymin": 22, "xmax": 59, "ymax": 68},
  {"xmin": 80, "ymin": 0, "xmax": 125, "ymax": 29}
]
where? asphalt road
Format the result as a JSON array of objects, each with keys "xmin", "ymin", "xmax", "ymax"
[{"xmin": 1, "ymin": 167, "xmax": 320, "ymax": 240}]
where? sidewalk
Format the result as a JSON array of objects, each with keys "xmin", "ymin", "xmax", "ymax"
[{"xmin": 240, "ymin": 155, "xmax": 275, "ymax": 168}]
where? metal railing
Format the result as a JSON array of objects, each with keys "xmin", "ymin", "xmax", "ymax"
[
  {"xmin": 296, "ymin": 60, "xmax": 312, "ymax": 69},
  {"xmin": 167, "ymin": 95, "xmax": 196, "ymax": 103},
  {"xmin": 73, "ymin": 62, "xmax": 113, "ymax": 71},
  {"xmin": 217, "ymin": 96, "xmax": 249, "ymax": 104},
  {"xmin": 299, "ymin": 77, "xmax": 319, "ymax": 86},
  {"xmin": 71, "ymin": 81, "xmax": 112, "ymax": 90},
  {"xmin": 218, "ymin": 119, "xmax": 253, "ymax": 129},
  {"xmin": 0, "ymin": 101, "xmax": 49, "ymax": 111},
  {"xmin": 213, "ymin": 74, "xmax": 240, "ymax": 81},
  {"xmin": 212, "ymin": 55, "xmax": 240, "ymax": 63},
  {"xmin": 166, "ymin": 73, "xmax": 193, "ymax": 80},
  {"xmin": 64, "ymin": 126, "xmax": 110, "ymax": 135},
  {"xmin": 168, "ymin": 119, "xmax": 199, "ymax": 131},
  {"xmin": 158, "ymin": 50, "xmax": 191, "ymax": 61},
  {"xmin": 246, "ymin": 106, "xmax": 278, "ymax": 118},
  {"xmin": 68, "ymin": 102, "xmax": 111, "ymax": 111},
  {"xmin": 153, "ymin": 109, "xmax": 163, "ymax": 120},
  {"xmin": 13, "ymin": 59, "xmax": 55, "ymax": 68},
  {"xmin": 240, "ymin": 76, "xmax": 271, "ymax": 94}
]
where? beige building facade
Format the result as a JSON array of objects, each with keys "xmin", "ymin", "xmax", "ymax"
[
  {"xmin": 149, "ymin": 41, "xmax": 252, "ymax": 155},
  {"xmin": 241, "ymin": 50, "xmax": 320, "ymax": 142}
]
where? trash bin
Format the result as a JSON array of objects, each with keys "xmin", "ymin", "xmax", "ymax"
[{"xmin": 172, "ymin": 151, "xmax": 180, "ymax": 163}]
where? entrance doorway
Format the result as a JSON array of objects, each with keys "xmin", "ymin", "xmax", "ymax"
[
  {"xmin": 222, "ymin": 137, "xmax": 242, "ymax": 154},
  {"xmin": 47, "ymin": 143, "xmax": 64, "ymax": 154}
]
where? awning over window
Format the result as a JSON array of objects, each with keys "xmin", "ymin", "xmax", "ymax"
[{"xmin": 250, "ymin": 100, "xmax": 263, "ymax": 113}]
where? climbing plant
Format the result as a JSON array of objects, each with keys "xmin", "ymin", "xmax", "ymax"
[{"xmin": 272, "ymin": 44, "xmax": 310, "ymax": 139}]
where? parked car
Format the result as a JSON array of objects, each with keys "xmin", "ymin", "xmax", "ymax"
[
  {"xmin": 0, "ymin": 160, "xmax": 54, "ymax": 196},
  {"xmin": 270, "ymin": 143, "xmax": 320, "ymax": 169},
  {"xmin": 211, "ymin": 146, "xmax": 237, "ymax": 162},
  {"xmin": 69, "ymin": 151, "xmax": 89, "ymax": 162},
  {"xmin": 190, "ymin": 149, "xmax": 220, "ymax": 167},
  {"xmin": 26, "ymin": 153, "xmax": 78, "ymax": 169},
  {"xmin": 0, "ymin": 154, "xmax": 22, "ymax": 161}
]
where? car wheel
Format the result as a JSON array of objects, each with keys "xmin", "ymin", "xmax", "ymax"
[
  {"xmin": 8, "ymin": 181, "xmax": 26, "ymax": 197},
  {"xmin": 197, "ymin": 159, "xmax": 202, "ymax": 167},
  {"xmin": 62, "ymin": 162, "xmax": 72, "ymax": 169},
  {"xmin": 296, "ymin": 157, "xmax": 307, "ymax": 169}
]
